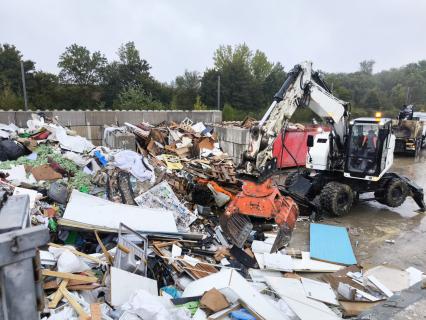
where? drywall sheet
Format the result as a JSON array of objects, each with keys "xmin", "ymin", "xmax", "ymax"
[
  {"xmin": 310, "ymin": 223, "xmax": 357, "ymax": 265},
  {"xmin": 292, "ymin": 252, "xmax": 344, "ymax": 272},
  {"xmin": 63, "ymin": 190, "xmax": 178, "ymax": 233},
  {"xmin": 183, "ymin": 269, "xmax": 285, "ymax": 320},
  {"xmin": 110, "ymin": 267, "xmax": 157, "ymax": 306},
  {"xmin": 363, "ymin": 266, "xmax": 410, "ymax": 292},
  {"xmin": 265, "ymin": 277, "xmax": 340, "ymax": 320},
  {"xmin": 301, "ymin": 277, "xmax": 339, "ymax": 305}
]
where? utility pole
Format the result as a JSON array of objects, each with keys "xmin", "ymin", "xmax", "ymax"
[
  {"xmin": 405, "ymin": 87, "xmax": 411, "ymax": 105},
  {"xmin": 20, "ymin": 61, "xmax": 28, "ymax": 110},
  {"xmin": 217, "ymin": 75, "xmax": 221, "ymax": 110}
]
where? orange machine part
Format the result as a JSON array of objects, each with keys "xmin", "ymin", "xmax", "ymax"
[
  {"xmin": 196, "ymin": 178, "xmax": 235, "ymax": 200},
  {"xmin": 225, "ymin": 178, "xmax": 299, "ymax": 230}
]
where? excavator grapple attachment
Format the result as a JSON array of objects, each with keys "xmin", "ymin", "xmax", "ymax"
[{"xmin": 224, "ymin": 178, "xmax": 299, "ymax": 252}]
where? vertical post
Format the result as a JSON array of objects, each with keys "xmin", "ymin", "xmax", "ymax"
[
  {"xmin": 20, "ymin": 61, "xmax": 28, "ymax": 111},
  {"xmin": 217, "ymin": 75, "xmax": 221, "ymax": 110},
  {"xmin": 405, "ymin": 87, "xmax": 411, "ymax": 105}
]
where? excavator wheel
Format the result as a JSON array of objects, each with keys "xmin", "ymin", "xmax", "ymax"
[
  {"xmin": 378, "ymin": 178, "xmax": 408, "ymax": 207},
  {"xmin": 320, "ymin": 182, "xmax": 354, "ymax": 217},
  {"xmin": 374, "ymin": 178, "xmax": 390, "ymax": 205}
]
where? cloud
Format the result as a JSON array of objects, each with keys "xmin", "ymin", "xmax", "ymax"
[{"xmin": 0, "ymin": 0, "xmax": 424, "ymax": 82}]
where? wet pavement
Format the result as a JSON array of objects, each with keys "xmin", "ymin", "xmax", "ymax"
[{"xmin": 289, "ymin": 150, "xmax": 426, "ymax": 270}]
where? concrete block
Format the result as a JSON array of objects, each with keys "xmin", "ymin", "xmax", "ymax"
[
  {"xmin": 218, "ymin": 140, "xmax": 234, "ymax": 158},
  {"xmin": 167, "ymin": 111, "xmax": 191, "ymax": 123},
  {"xmin": 116, "ymin": 111, "xmax": 144, "ymax": 125},
  {"xmin": 91, "ymin": 139, "xmax": 102, "ymax": 146},
  {"xmin": 53, "ymin": 111, "xmax": 86, "ymax": 126},
  {"xmin": 69, "ymin": 125, "xmax": 103, "ymax": 140},
  {"xmin": 85, "ymin": 111, "xmax": 118, "ymax": 126},
  {"xmin": 212, "ymin": 125, "xmax": 249, "ymax": 145},
  {"xmin": 232, "ymin": 143, "xmax": 248, "ymax": 162},
  {"xmin": 142, "ymin": 111, "xmax": 169, "ymax": 125},
  {"xmin": 103, "ymin": 130, "xmax": 136, "ymax": 151},
  {"xmin": 87, "ymin": 126, "xmax": 104, "ymax": 140},
  {"xmin": 14, "ymin": 112, "xmax": 33, "ymax": 127},
  {"xmin": 69, "ymin": 126, "xmax": 89, "ymax": 138},
  {"xmin": 0, "ymin": 111, "xmax": 16, "ymax": 124}
]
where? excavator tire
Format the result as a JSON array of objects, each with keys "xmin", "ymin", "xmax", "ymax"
[
  {"xmin": 380, "ymin": 178, "xmax": 408, "ymax": 207},
  {"xmin": 320, "ymin": 182, "xmax": 353, "ymax": 217},
  {"xmin": 374, "ymin": 178, "xmax": 389, "ymax": 205}
]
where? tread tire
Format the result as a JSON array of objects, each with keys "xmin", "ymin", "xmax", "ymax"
[
  {"xmin": 383, "ymin": 178, "xmax": 408, "ymax": 207},
  {"xmin": 320, "ymin": 182, "xmax": 353, "ymax": 217}
]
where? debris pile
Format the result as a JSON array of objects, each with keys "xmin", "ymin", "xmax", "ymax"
[{"xmin": 0, "ymin": 113, "xmax": 425, "ymax": 319}]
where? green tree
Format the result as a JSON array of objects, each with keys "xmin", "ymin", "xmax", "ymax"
[
  {"xmin": 115, "ymin": 85, "xmax": 164, "ymax": 110},
  {"xmin": 200, "ymin": 68, "xmax": 220, "ymax": 108},
  {"xmin": 171, "ymin": 70, "xmax": 200, "ymax": 109},
  {"xmin": 251, "ymin": 50, "xmax": 273, "ymax": 82},
  {"xmin": 0, "ymin": 43, "xmax": 35, "ymax": 99},
  {"xmin": 359, "ymin": 60, "xmax": 375, "ymax": 75},
  {"xmin": 0, "ymin": 85, "xmax": 23, "ymax": 110},
  {"xmin": 58, "ymin": 44, "xmax": 107, "ymax": 85},
  {"xmin": 103, "ymin": 42, "xmax": 160, "ymax": 107},
  {"xmin": 193, "ymin": 96, "xmax": 207, "ymax": 110}
]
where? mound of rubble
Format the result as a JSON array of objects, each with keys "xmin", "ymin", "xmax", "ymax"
[{"xmin": 0, "ymin": 114, "xmax": 424, "ymax": 320}]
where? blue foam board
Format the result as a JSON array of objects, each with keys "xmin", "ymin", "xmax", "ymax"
[{"xmin": 310, "ymin": 223, "xmax": 357, "ymax": 265}]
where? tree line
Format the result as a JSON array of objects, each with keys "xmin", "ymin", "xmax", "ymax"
[{"xmin": 1, "ymin": 42, "xmax": 425, "ymax": 120}]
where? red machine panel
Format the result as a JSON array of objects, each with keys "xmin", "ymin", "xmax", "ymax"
[{"xmin": 272, "ymin": 125, "xmax": 329, "ymax": 168}]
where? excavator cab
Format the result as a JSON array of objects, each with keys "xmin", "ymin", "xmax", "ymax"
[{"xmin": 344, "ymin": 117, "xmax": 394, "ymax": 180}]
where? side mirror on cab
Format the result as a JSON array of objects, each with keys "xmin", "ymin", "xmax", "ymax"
[{"xmin": 307, "ymin": 135, "xmax": 314, "ymax": 147}]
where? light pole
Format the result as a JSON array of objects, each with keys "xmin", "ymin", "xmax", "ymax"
[
  {"xmin": 20, "ymin": 61, "xmax": 28, "ymax": 110},
  {"xmin": 217, "ymin": 75, "xmax": 221, "ymax": 110}
]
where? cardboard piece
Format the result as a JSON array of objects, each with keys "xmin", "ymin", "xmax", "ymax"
[
  {"xmin": 110, "ymin": 267, "xmax": 158, "ymax": 306},
  {"xmin": 200, "ymin": 288, "xmax": 229, "ymax": 312},
  {"xmin": 339, "ymin": 301, "xmax": 381, "ymax": 317},
  {"xmin": 63, "ymin": 190, "xmax": 178, "ymax": 233},
  {"xmin": 31, "ymin": 164, "xmax": 62, "ymax": 181},
  {"xmin": 310, "ymin": 223, "xmax": 357, "ymax": 265}
]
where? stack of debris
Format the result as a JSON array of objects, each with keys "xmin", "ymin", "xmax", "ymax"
[{"xmin": 0, "ymin": 113, "xmax": 425, "ymax": 320}]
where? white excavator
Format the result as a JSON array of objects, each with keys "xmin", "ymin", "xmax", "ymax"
[{"xmin": 224, "ymin": 61, "xmax": 425, "ymax": 252}]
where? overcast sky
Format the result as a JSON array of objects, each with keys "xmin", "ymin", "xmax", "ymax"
[{"xmin": 1, "ymin": 0, "xmax": 425, "ymax": 82}]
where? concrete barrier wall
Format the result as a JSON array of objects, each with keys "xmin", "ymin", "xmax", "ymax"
[
  {"xmin": 212, "ymin": 124, "xmax": 250, "ymax": 163},
  {"xmin": 0, "ymin": 110, "xmax": 222, "ymax": 146}
]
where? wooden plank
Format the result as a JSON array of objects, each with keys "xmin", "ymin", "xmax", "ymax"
[
  {"xmin": 94, "ymin": 230, "xmax": 113, "ymax": 264},
  {"xmin": 48, "ymin": 242, "xmax": 104, "ymax": 265},
  {"xmin": 310, "ymin": 223, "xmax": 357, "ymax": 265},
  {"xmin": 67, "ymin": 284, "xmax": 101, "ymax": 291},
  {"xmin": 59, "ymin": 286, "xmax": 90, "ymax": 320},
  {"xmin": 42, "ymin": 270, "xmax": 98, "ymax": 283},
  {"xmin": 48, "ymin": 279, "xmax": 69, "ymax": 309},
  {"xmin": 90, "ymin": 303, "xmax": 102, "ymax": 320}
]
